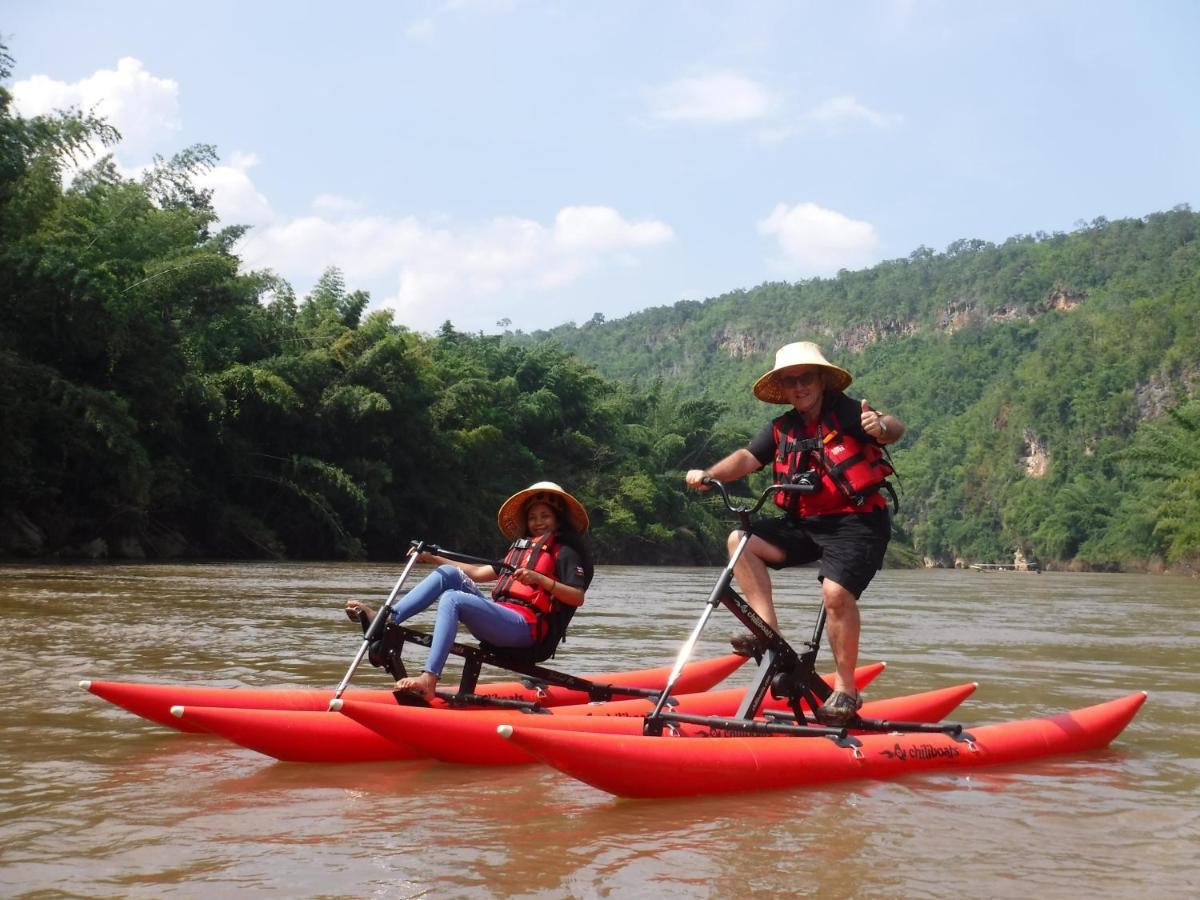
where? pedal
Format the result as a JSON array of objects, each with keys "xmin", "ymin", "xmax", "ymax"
[
  {"xmin": 520, "ymin": 677, "xmax": 550, "ymax": 692},
  {"xmin": 392, "ymin": 688, "xmax": 432, "ymax": 708}
]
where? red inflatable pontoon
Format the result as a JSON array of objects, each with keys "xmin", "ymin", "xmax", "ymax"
[
  {"xmin": 81, "ymin": 652, "xmax": 747, "ymax": 733},
  {"xmin": 498, "ymin": 692, "xmax": 1149, "ymax": 798}
]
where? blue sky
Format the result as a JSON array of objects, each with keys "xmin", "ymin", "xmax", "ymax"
[{"xmin": 6, "ymin": 1, "xmax": 1198, "ymax": 333}]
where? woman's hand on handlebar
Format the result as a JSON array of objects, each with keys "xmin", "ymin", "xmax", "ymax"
[{"xmin": 406, "ymin": 546, "xmax": 437, "ymax": 565}]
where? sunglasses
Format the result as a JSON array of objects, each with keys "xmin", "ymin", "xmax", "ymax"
[{"xmin": 778, "ymin": 371, "xmax": 822, "ymax": 388}]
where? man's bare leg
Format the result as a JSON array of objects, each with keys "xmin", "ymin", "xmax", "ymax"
[
  {"xmin": 727, "ymin": 530, "xmax": 786, "ymax": 630},
  {"xmin": 821, "ymin": 578, "xmax": 860, "ymax": 696}
]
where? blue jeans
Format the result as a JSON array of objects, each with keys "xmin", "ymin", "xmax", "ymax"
[{"xmin": 388, "ymin": 565, "xmax": 535, "ymax": 676}]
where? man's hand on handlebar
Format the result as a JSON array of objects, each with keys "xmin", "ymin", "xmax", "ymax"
[{"xmin": 683, "ymin": 478, "xmax": 803, "ymax": 517}]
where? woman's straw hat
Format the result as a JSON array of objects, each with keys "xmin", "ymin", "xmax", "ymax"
[
  {"xmin": 752, "ymin": 341, "xmax": 853, "ymax": 404},
  {"xmin": 496, "ymin": 482, "xmax": 590, "ymax": 540}
]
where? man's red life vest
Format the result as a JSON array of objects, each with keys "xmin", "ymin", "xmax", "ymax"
[
  {"xmin": 492, "ymin": 533, "xmax": 559, "ymax": 639},
  {"xmin": 772, "ymin": 408, "xmax": 893, "ymax": 517}
]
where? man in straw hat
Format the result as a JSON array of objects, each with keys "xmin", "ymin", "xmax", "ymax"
[
  {"xmin": 346, "ymin": 482, "xmax": 593, "ymax": 702},
  {"xmin": 685, "ymin": 342, "xmax": 904, "ymax": 725}
]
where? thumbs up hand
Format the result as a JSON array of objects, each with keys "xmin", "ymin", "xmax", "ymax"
[{"xmin": 861, "ymin": 399, "xmax": 888, "ymax": 439}]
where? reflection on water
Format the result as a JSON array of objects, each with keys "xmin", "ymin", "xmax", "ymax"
[{"xmin": 1, "ymin": 562, "xmax": 1197, "ymax": 897}]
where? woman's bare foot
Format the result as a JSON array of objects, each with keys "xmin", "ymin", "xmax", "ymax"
[
  {"xmin": 344, "ymin": 599, "xmax": 374, "ymax": 624},
  {"xmin": 394, "ymin": 671, "xmax": 438, "ymax": 701}
]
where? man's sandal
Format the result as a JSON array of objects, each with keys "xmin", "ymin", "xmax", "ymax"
[{"xmin": 815, "ymin": 690, "xmax": 863, "ymax": 726}]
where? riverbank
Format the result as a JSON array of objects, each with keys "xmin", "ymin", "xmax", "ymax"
[{"xmin": 3, "ymin": 511, "xmax": 1196, "ymax": 578}]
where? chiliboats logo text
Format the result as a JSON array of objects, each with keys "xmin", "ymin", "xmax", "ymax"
[{"xmin": 879, "ymin": 742, "xmax": 960, "ymax": 762}]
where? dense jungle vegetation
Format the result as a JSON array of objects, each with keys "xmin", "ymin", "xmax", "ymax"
[
  {"xmin": 528, "ymin": 212, "xmax": 1200, "ymax": 572},
  {"xmin": 2, "ymin": 45, "xmax": 1198, "ymax": 571}
]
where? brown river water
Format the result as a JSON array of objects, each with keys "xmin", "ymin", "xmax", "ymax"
[{"xmin": 1, "ymin": 562, "xmax": 1197, "ymax": 898}]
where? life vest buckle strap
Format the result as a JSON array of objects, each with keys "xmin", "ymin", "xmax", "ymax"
[{"xmin": 773, "ymin": 407, "xmax": 898, "ymax": 515}]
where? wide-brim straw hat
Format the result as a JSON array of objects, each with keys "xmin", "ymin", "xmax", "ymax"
[
  {"xmin": 752, "ymin": 341, "xmax": 853, "ymax": 404},
  {"xmin": 496, "ymin": 481, "xmax": 590, "ymax": 540}
]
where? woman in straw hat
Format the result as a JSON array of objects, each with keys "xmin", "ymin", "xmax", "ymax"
[
  {"xmin": 685, "ymin": 341, "xmax": 904, "ymax": 726},
  {"xmin": 346, "ymin": 482, "xmax": 593, "ymax": 702}
]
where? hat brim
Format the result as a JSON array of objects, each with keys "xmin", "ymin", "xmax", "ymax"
[
  {"xmin": 496, "ymin": 483, "xmax": 590, "ymax": 540},
  {"xmin": 752, "ymin": 364, "xmax": 853, "ymax": 404}
]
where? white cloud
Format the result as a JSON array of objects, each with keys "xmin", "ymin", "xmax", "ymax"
[
  {"xmin": 11, "ymin": 57, "xmax": 181, "ymax": 162},
  {"xmin": 758, "ymin": 202, "xmax": 880, "ymax": 276},
  {"xmin": 807, "ymin": 95, "xmax": 900, "ymax": 130},
  {"xmin": 196, "ymin": 152, "xmax": 275, "ymax": 228},
  {"xmin": 648, "ymin": 74, "xmax": 896, "ymax": 143},
  {"xmin": 241, "ymin": 214, "xmax": 429, "ymax": 280},
  {"xmin": 553, "ymin": 205, "xmax": 674, "ymax": 251},
  {"xmin": 234, "ymin": 200, "xmax": 674, "ymax": 332},
  {"xmin": 650, "ymin": 71, "xmax": 777, "ymax": 124}
]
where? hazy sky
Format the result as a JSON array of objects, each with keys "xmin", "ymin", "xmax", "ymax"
[{"xmin": 7, "ymin": 1, "xmax": 1198, "ymax": 333}]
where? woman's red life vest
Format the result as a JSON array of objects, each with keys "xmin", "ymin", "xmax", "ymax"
[
  {"xmin": 492, "ymin": 533, "xmax": 560, "ymax": 639},
  {"xmin": 772, "ymin": 408, "xmax": 894, "ymax": 517}
]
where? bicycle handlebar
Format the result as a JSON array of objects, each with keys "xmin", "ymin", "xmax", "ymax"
[
  {"xmin": 698, "ymin": 477, "xmax": 811, "ymax": 517},
  {"xmin": 409, "ymin": 540, "xmax": 515, "ymax": 573}
]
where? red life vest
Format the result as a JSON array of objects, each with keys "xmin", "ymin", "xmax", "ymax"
[
  {"xmin": 772, "ymin": 408, "xmax": 893, "ymax": 517},
  {"xmin": 492, "ymin": 533, "xmax": 560, "ymax": 639}
]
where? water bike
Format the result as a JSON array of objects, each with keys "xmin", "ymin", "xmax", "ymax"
[
  {"xmin": 95, "ymin": 511, "xmax": 979, "ymax": 765},
  {"xmin": 81, "ymin": 538, "xmax": 747, "ymax": 762},
  {"xmin": 492, "ymin": 479, "xmax": 1148, "ymax": 797}
]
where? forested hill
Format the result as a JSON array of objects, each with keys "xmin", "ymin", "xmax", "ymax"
[{"xmin": 523, "ymin": 209, "xmax": 1200, "ymax": 571}]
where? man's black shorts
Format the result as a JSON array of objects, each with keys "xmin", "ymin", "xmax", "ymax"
[{"xmin": 748, "ymin": 509, "xmax": 891, "ymax": 598}]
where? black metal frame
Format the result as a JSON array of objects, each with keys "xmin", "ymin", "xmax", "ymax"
[
  {"xmin": 362, "ymin": 620, "xmax": 669, "ymax": 710},
  {"xmin": 642, "ymin": 480, "xmax": 973, "ymax": 746}
]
